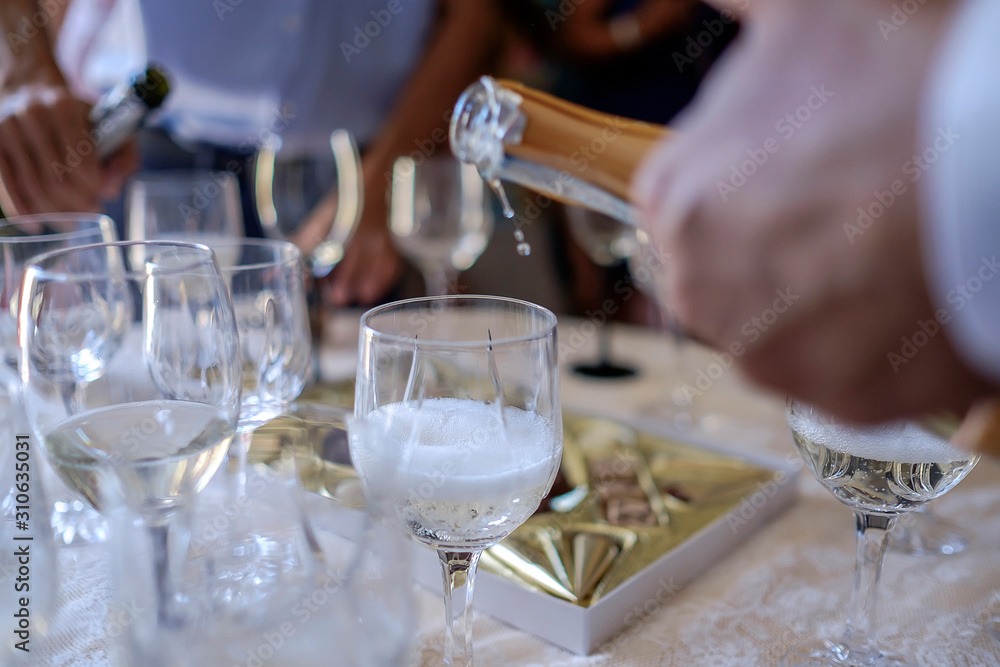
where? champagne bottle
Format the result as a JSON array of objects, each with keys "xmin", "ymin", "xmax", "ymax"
[
  {"xmin": 449, "ymin": 76, "xmax": 1000, "ymax": 456},
  {"xmin": 449, "ymin": 76, "xmax": 668, "ymax": 226},
  {"xmin": 90, "ymin": 64, "xmax": 171, "ymax": 160}
]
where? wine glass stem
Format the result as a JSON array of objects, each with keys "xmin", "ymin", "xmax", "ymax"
[
  {"xmin": 231, "ymin": 429, "xmax": 252, "ymax": 501},
  {"xmin": 150, "ymin": 524, "xmax": 175, "ymax": 627},
  {"xmin": 439, "ymin": 549, "xmax": 481, "ymax": 667},
  {"xmin": 843, "ymin": 511, "xmax": 896, "ymax": 651}
]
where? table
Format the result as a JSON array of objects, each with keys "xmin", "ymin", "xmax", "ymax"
[{"xmin": 29, "ymin": 318, "xmax": 1000, "ymax": 666}]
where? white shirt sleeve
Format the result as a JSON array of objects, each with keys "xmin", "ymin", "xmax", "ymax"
[{"xmin": 921, "ymin": 0, "xmax": 1000, "ymax": 383}]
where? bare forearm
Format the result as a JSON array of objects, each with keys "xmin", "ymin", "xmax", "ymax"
[
  {"xmin": 363, "ymin": 0, "xmax": 502, "ymax": 182},
  {"xmin": 0, "ymin": 0, "xmax": 65, "ymax": 90}
]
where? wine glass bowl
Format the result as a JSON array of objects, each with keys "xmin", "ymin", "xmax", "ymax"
[
  {"xmin": 1, "ymin": 213, "xmax": 118, "ymax": 367},
  {"xmin": 126, "ymin": 170, "xmax": 244, "ymax": 252},
  {"xmin": 254, "ymin": 129, "xmax": 363, "ymax": 278},
  {"xmin": 389, "ymin": 156, "xmax": 495, "ymax": 296},
  {"xmin": 212, "ymin": 238, "xmax": 312, "ymax": 430},
  {"xmin": 353, "ymin": 295, "xmax": 561, "ymax": 665},
  {"xmin": 783, "ymin": 401, "xmax": 979, "ymax": 667}
]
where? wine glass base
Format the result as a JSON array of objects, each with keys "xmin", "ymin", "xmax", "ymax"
[
  {"xmin": 888, "ymin": 510, "xmax": 970, "ymax": 557},
  {"xmin": 781, "ymin": 639, "xmax": 914, "ymax": 667},
  {"xmin": 572, "ymin": 361, "xmax": 638, "ymax": 379}
]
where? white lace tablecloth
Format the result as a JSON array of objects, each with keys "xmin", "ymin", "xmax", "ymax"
[{"xmin": 26, "ymin": 320, "xmax": 1000, "ymax": 666}]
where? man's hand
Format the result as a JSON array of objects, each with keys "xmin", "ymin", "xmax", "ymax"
[
  {"xmin": 633, "ymin": 0, "xmax": 991, "ymax": 422},
  {"xmin": 0, "ymin": 82, "xmax": 137, "ymax": 216}
]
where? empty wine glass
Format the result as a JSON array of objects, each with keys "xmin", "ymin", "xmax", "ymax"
[
  {"xmin": 207, "ymin": 238, "xmax": 313, "ymax": 604},
  {"xmin": 254, "ymin": 129, "xmax": 363, "ymax": 278},
  {"xmin": 353, "ymin": 295, "xmax": 562, "ymax": 666},
  {"xmin": 389, "ymin": 156, "xmax": 495, "ymax": 296},
  {"xmin": 19, "ymin": 240, "xmax": 242, "ymax": 626},
  {"xmin": 1, "ymin": 213, "xmax": 118, "ymax": 546},
  {"xmin": 784, "ymin": 401, "xmax": 979, "ymax": 666},
  {"xmin": 126, "ymin": 170, "xmax": 244, "ymax": 264},
  {"xmin": 565, "ymin": 206, "xmax": 640, "ymax": 378}
]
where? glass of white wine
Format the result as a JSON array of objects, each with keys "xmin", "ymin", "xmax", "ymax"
[
  {"xmin": 389, "ymin": 156, "xmax": 495, "ymax": 296},
  {"xmin": 18, "ymin": 240, "xmax": 242, "ymax": 626},
  {"xmin": 784, "ymin": 401, "xmax": 979, "ymax": 667},
  {"xmin": 353, "ymin": 295, "xmax": 562, "ymax": 666}
]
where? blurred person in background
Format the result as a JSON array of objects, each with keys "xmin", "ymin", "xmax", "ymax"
[
  {"xmin": 0, "ymin": 0, "xmax": 501, "ymax": 305},
  {"xmin": 634, "ymin": 0, "xmax": 1000, "ymax": 430}
]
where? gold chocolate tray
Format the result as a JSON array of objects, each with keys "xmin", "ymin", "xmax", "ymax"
[{"xmin": 247, "ymin": 384, "xmax": 783, "ymax": 610}]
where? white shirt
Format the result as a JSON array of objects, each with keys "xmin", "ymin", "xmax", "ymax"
[
  {"xmin": 61, "ymin": 0, "xmax": 436, "ymax": 155},
  {"xmin": 922, "ymin": 0, "xmax": 1000, "ymax": 382}
]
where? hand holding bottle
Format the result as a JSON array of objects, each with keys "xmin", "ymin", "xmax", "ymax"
[
  {"xmin": 632, "ymin": 0, "xmax": 990, "ymax": 423},
  {"xmin": 0, "ymin": 78, "xmax": 137, "ymax": 216}
]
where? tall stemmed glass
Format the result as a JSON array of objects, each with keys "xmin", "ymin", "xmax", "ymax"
[
  {"xmin": 1, "ymin": 213, "xmax": 118, "ymax": 545},
  {"xmin": 389, "ymin": 156, "xmax": 495, "ymax": 296},
  {"xmin": 565, "ymin": 206, "xmax": 640, "ymax": 378},
  {"xmin": 208, "ymin": 238, "xmax": 313, "ymax": 600},
  {"xmin": 353, "ymin": 296, "xmax": 561, "ymax": 666},
  {"xmin": 18, "ymin": 240, "xmax": 242, "ymax": 624},
  {"xmin": 784, "ymin": 401, "xmax": 979, "ymax": 666}
]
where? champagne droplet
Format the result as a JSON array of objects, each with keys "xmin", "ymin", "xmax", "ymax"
[
  {"xmin": 516, "ymin": 242, "xmax": 532, "ymax": 257},
  {"xmin": 513, "ymin": 229, "xmax": 525, "ymax": 242},
  {"xmin": 488, "ymin": 178, "xmax": 515, "ymax": 219}
]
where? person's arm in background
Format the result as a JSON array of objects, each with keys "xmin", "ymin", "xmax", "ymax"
[
  {"xmin": 632, "ymin": 0, "xmax": 994, "ymax": 423},
  {"xmin": 0, "ymin": 0, "xmax": 134, "ymax": 216},
  {"xmin": 321, "ymin": 0, "xmax": 502, "ymax": 306}
]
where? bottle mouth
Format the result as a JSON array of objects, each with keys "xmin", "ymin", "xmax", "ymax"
[{"xmin": 449, "ymin": 76, "xmax": 525, "ymax": 181}]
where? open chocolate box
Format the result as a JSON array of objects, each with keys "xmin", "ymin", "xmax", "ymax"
[{"xmin": 249, "ymin": 394, "xmax": 799, "ymax": 655}]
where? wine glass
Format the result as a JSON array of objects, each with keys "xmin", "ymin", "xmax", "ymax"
[
  {"xmin": 389, "ymin": 156, "xmax": 495, "ymax": 296},
  {"xmin": 206, "ymin": 238, "xmax": 313, "ymax": 603},
  {"xmin": 1, "ymin": 213, "xmax": 118, "ymax": 546},
  {"xmin": 784, "ymin": 401, "xmax": 980, "ymax": 666},
  {"xmin": 254, "ymin": 129, "xmax": 363, "ymax": 278},
  {"xmin": 565, "ymin": 206, "xmax": 640, "ymax": 378},
  {"xmin": 126, "ymin": 170, "xmax": 244, "ymax": 265},
  {"xmin": 353, "ymin": 295, "xmax": 561, "ymax": 666},
  {"xmin": 18, "ymin": 240, "xmax": 242, "ymax": 626}
]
